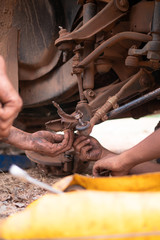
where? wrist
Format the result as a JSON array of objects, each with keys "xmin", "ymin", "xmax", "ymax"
[
  {"xmin": 25, "ymin": 133, "xmax": 35, "ymax": 151},
  {"xmin": 120, "ymin": 150, "xmax": 138, "ymax": 171},
  {"xmin": 7, "ymin": 127, "xmax": 33, "ymax": 151}
]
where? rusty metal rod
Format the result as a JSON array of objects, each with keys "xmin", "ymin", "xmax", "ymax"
[
  {"xmin": 78, "ymin": 32, "xmax": 152, "ymax": 68},
  {"xmin": 107, "ymin": 87, "xmax": 160, "ymax": 119},
  {"xmin": 115, "ymin": 69, "xmax": 145, "ymax": 99},
  {"xmin": 77, "ymin": 73, "xmax": 85, "ymax": 101},
  {"xmin": 89, "ymin": 69, "xmax": 146, "ymax": 129},
  {"xmin": 83, "ymin": 1, "xmax": 96, "ymax": 90}
]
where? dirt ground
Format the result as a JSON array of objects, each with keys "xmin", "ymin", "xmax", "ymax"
[
  {"xmin": 0, "ymin": 166, "xmax": 61, "ymax": 219},
  {"xmin": 0, "ymin": 162, "xmax": 93, "ymax": 220}
]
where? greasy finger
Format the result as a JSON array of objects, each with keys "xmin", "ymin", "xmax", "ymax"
[
  {"xmin": 92, "ymin": 164, "xmax": 101, "ymax": 177},
  {"xmin": 73, "ymin": 135, "xmax": 87, "ymax": 148},
  {"xmin": 81, "ymin": 145, "xmax": 93, "ymax": 160},
  {"xmin": 52, "ymin": 133, "xmax": 64, "ymax": 142},
  {"xmin": 60, "ymin": 130, "xmax": 74, "ymax": 153},
  {"xmin": 65, "ymin": 130, "xmax": 74, "ymax": 149},
  {"xmin": 52, "ymin": 130, "xmax": 70, "ymax": 154},
  {"xmin": 55, "ymin": 130, "xmax": 74, "ymax": 155},
  {"xmin": 33, "ymin": 131, "xmax": 58, "ymax": 143},
  {"xmin": 74, "ymin": 139, "xmax": 90, "ymax": 153},
  {"xmin": 89, "ymin": 149, "xmax": 101, "ymax": 161},
  {"xmin": 92, "ymin": 160, "xmax": 104, "ymax": 176}
]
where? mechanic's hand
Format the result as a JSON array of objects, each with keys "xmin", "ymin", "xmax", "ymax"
[
  {"xmin": 0, "ymin": 56, "xmax": 22, "ymax": 137},
  {"xmin": 30, "ymin": 129, "xmax": 74, "ymax": 156},
  {"xmin": 92, "ymin": 153, "xmax": 131, "ymax": 177},
  {"xmin": 73, "ymin": 135, "xmax": 104, "ymax": 161}
]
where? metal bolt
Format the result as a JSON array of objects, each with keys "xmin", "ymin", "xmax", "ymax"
[
  {"xmin": 88, "ymin": 90, "xmax": 95, "ymax": 97},
  {"xmin": 63, "ymin": 51, "xmax": 67, "ymax": 63},
  {"xmin": 78, "ymin": 118, "xmax": 85, "ymax": 126},
  {"xmin": 139, "ymin": 76, "xmax": 150, "ymax": 88}
]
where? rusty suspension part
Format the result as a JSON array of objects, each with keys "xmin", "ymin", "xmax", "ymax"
[
  {"xmin": 115, "ymin": 69, "xmax": 145, "ymax": 99},
  {"xmin": 128, "ymin": 0, "xmax": 160, "ymax": 61},
  {"xmin": 55, "ymin": 0, "xmax": 128, "ymax": 46},
  {"xmin": 107, "ymin": 87, "xmax": 160, "ymax": 119},
  {"xmin": 78, "ymin": 32, "xmax": 152, "ymax": 68},
  {"xmin": 77, "ymin": 73, "xmax": 85, "ymax": 101},
  {"xmin": 78, "ymin": 69, "xmax": 152, "ymax": 135},
  {"xmin": 72, "ymin": 45, "xmax": 85, "ymax": 101},
  {"xmin": 82, "ymin": 0, "xmax": 96, "ymax": 90},
  {"xmin": 47, "ymin": 68, "xmax": 153, "ymax": 134}
]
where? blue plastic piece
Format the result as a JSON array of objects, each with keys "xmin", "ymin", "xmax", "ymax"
[{"xmin": 0, "ymin": 155, "xmax": 34, "ymax": 172}]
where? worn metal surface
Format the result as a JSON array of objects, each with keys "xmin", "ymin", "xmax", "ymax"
[
  {"xmin": 82, "ymin": 1, "xmax": 96, "ymax": 90},
  {"xmin": 55, "ymin": 0, "xmax": 128, "ymax": 45},
  {"xmin": 128, "ymin": 1, "xmax": 160, "ymax": 61},
  {"xmin": 148, "ymin": 0, "xmax": 160, "ymax": 60},
  {"xmin": 78, "ymin": 32, "xmax": 151, "ymax": 68},
  {"xmin": 46, "ymin": 101, "xmax": 91, "ymax": 133},
  {"xmin": 129, "ymin": 1, "xmax": 154, "ymax": 33},
  {"xmin": 25, "ymin": 151, "xmax": 74, "ymax": 176}
]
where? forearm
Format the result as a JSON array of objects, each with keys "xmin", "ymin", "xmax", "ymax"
[
  {"xmin": 2, "ymin": 126, "xmax": 32, "ymax": 150},
  {"xmin": 101, "ymin": 147, "xmax": 117, "ymax": 159},
  {"xmin": 122, "ymin": 129, "xmax": 160, "ymax": 168},
  {"xmin": 129, "ymin": 162, "xmax": 160, "ymax": 175}
]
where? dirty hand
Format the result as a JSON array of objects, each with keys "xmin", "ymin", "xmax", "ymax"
[
  {"xmin": 73, "ymin": 135, "xmax": 105, "ymax": 161},
  {"xmin": 30, "ymin": 129, "xmax": 74, "ymax": 156},
  {"xmin": 92, "ymin": 153, "xmax": 131, "ymax": 177},
  {"xmin": 0, "ymin": 56, "xmax": 22, "ymax": 137}
]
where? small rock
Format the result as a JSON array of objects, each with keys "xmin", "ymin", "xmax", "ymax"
[{"xmin": 14, "ymin": 202, "xmax": 26, "ymax": 208}]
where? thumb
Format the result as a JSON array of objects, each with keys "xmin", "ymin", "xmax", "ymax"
[
  {"xmin": 92, "ymin": 159, "xmax": 110, "ymax": 176},
  {"xmin": 92, "ymin": 160, "xmax": 103, "ymax": 176}
]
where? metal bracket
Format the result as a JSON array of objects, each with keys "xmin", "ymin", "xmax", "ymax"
[{"xmin": 55, "ymin": 0, "xmax": 128, "ymax": 46}]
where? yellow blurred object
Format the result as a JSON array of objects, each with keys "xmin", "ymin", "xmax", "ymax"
[
  {"xmin": 53, "ymin": 172, "xmax": 160, "ymax": 192},
  {"xmin": 1, "ymin": 173, "xmax": 160, "ymax": 239}
]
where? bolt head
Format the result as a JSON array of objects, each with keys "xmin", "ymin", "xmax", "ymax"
[{"xmin": 88, "ymin": 90, "xmax": 95, "ymax": 97}]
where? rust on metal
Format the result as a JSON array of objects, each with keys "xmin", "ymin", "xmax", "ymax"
[
  {"xmin": 26, "ymin": 151, "xmax": 74, "ymax": 176},
  {"xmin": 78, "ymin": 68, "xmax": 154, "ymax": 135},
  {"xmin": 52, "ymin": 101, "xmax": 77, "ymax": 123},
  {"xmin": 55, "ymin": 0, "xmax": 128, "ymax": 45},
  {"xmin": 78, "ymin": 32, "xmax": 152, "ymax": 68}
]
